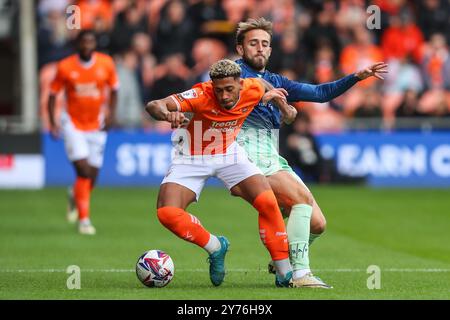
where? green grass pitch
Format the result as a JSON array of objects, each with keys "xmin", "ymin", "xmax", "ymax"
[{"xmin": 0, "ymin": 186, "xmax": 449, "ymax": 299}]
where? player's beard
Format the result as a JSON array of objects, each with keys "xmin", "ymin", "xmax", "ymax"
[
  {"xmin": 78, "ymin": 48, "xmax": 94, "ymax": 62},
  {"xmin": 79, "ymin": 52, "xmax": 93, "ymax": 62},
  {"xmin": 243, "ymin": 53, "xmax": 268, "ymax": 72}
]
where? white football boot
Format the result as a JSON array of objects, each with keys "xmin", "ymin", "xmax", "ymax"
[
  {"xmin": 78, "ymin": 220, "xmax": 96, "ymax": 235},
  {"xmin": 66, "ymin": 187, "xmax": 78, "ymax": 223}
]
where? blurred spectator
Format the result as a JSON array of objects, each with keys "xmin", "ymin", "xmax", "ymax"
[
  {"xmin": 38, "ymin": 0, "xmax": 70, "ymax": 16},
  {"xmin": 279, "ymin": 69, "xmax": 298, "ymax": 82},
  {"xmin": 147, "ymin": 0, "xmax": 170, "ymax": 32},
  {"xmin": 383, "ymin": 55, "xmax": 424, "ymax": 94},
  {"xmin": 76, "ymin": 0, "xmax": 114, "ymax": 31},
  {"xmin": 150, "ymin": 53, "xmax": 190, "ymax": 100},
  {"xmin": 92, "ymin": 12, "xmax": 113, "ymax": 53},
  {"xmin": 340, "ymin": 27, "xmax": 384, "ymax": 87},
  {"xmin": 418, "ymin": 89, "xmax": 450, "ymax": 116},
  {"xmin": 430, "ymin": 96, "xmax": 450, "ymax": 117},
  {"xmin": 132, "ymin": 32, "xmax": 153, "ymax": 58},
  {"xmin": 268, "ymin": 29, "xmax": 306, "ymax": 77},
  {"xmin": 187, "ymin": 0, "xmax": 231, "ymax": 43},
  {"xmin": 265, "ymin": 0, "xmax": 302, "ymax": 36},
  {"xmin": 37, "ymin": 9, "xmax": 74, "ymax": 68},
  {"xmin": 190, "ymin": 38, "xmax": 227, "ymax": 83},
  {"xmin": 417, "ymin": 0, "xmax": 450, "ymax": 42},
  {"xmin": 155, "ymin": 0, "xmax": 195, "ymax": 61},
  {"xmin": 421, "ymin": 33, "xmax": 450, "ymax": 90},
  {"xmin": 222, "ymin": 0, "xmax": 252, "ymax": 24},
  {"xmin": 395, "ymin": 90, "xmax": 425, "ymax": 118},
  {"xmin": 309, "ymin": 44, "xmax": 338, "ymax": 84},
  {"xmin": 303, "ymin": 2, "xmax": 340, "ymax": 59},
  {"xmin": 188, "ymin": 0, "xmax": 227, "ymax": 30},
  {"xmin": 334, "ymin": 0, "xmax": 367, "ymax": 31},
  {"xmin": 115, "ymin": 50, "xmax": 143, "ymax": 128},
  {"xmin": 352, "ymin": 88, "xmax": 384, "ymax": 129},
  {"xmin": 131, "ymin": 32, "xmax": 156, "ymax": 103},
  {"xmin": 109, "ymin": 4, "xmax": 148, "ymax": 54},
  {"xmin": 145, "ymin": 53, "xmax": 191, "ymax": 133},
  {"xmin": 381, "ymin": 55, "xmax": 424, "ymax": 122},
  {"xmin": 381, "ymin": 10, "xmax": 424, "ymax": 64},
  {"xmin": 339, "ymin": 26, "xmax": 384, "ymax": 115},
  {"xmin": 374, "ymin": 0, "xmax": 408, "ymax": 15},
  {"xmin": 418, "ymin": 33, "xmax": 450, "ymax": 116}
]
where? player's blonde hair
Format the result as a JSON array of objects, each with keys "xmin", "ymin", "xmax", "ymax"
[
  {"xmin": 236, "ymin": 17, "xmax": 273, "ymax": 45},
  {"xmin": 209, "ymin": 59, "xmax": 241, "ymax": 80}
]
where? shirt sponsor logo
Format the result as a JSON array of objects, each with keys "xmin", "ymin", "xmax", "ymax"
[
  {"xmin": 210, "ymin": 120, "xmax": 238, "ymax": 128},
  {"xmin": 74, "ymin": 82, "xmax": 100, "ymax": 98},
  {"xmin": 180, "ymin": 89, "xmax": 198, "ymax": 100}
]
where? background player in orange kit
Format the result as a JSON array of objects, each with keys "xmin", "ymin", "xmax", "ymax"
[
  {"xmin": 47, "ymin": 29, "xmax": 119, "ymax": 235},
  {"xmin": 146, "ymin": 59, "xmax": 300, "ymax": 287}
]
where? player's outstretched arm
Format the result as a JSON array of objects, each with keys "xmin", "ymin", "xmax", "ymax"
[
  {"xmin": 284, "ymin": 62, "xmax": 388, "ymax": 103},
  {"xmin": 146, "ymin": 97, "xmax": 186, "ymax": 129}
]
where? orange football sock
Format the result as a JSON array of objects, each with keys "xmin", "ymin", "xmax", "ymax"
[
  {"xmin": 74, "ymin": 177, "xmax": 91, "ymax": 221},
  {"xmin": 252, "ymin": 190, "xmax": 289, "ymax": 261},
  {"xmin": 157, "ymin": 207, "xmax": 211, "ymax": 248}
]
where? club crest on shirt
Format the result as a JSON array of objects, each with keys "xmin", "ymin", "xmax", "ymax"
[{"xmin": 96, "ymin": 68, "xmax": 106, "ymax": 78}]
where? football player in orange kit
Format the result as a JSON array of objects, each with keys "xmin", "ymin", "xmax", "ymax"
[
  {"xmin": 146, "ymin": 59, "xmax": 300, "ymax": 287},
  {"xmin": 48, "ymin": 30, "xmax": 119, "ymax": 235}
]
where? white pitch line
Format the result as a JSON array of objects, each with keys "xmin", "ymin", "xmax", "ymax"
[{"xmin": 0, "ymin": 268, "xmax": 449, "ymax": 273}]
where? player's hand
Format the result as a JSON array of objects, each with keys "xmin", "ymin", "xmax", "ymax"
[
  {"xmin": 262, "ymin": 88, "xmax": 288, "ymax": 106},
  {"xmin": 50, "ymin": 124, "xmax": 61, "ymax": 140},
  {"xmin": 355, "ymin": 62, "xmax": 388, "ymax": 80},
  {"xmin": 281, "ymin": 104, "xmax": 298, "ymax": 125},
  {"xmin": 166, "ymin": 111, "xmax": 186, "ymax": 129}
]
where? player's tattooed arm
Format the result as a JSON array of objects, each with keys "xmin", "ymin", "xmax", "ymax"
[
  {"xmin": 257, "ymin": 78, "xmax": 297, "ymax": 125},
  {"xmin": 146, "ymin": 97, "xmax": 186, "ymax": 129}
]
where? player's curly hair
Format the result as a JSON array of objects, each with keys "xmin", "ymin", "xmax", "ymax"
[
  {"xmin": 235, "ymin": 17, "xmax": 273, "ymax": 45},
  {"xmin": 209, "ymin": 59, "xmax": 241, "ymax": 80}
]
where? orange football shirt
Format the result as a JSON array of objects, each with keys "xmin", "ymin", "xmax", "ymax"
[
  {"xmin": 170, "ymin": 78, "xmax": 265, "ymax": 155},
  {"xmin": 50, "ymin": 52, "xmax": 119, "ymax": 131}
]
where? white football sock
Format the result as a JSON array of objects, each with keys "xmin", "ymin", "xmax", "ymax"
[
  {"xmin": 293, "ymin": 269, "xmax": 311, "ymax": 280},
  {"xmin": 79, "ymin": 218, "xmax": 91, "ymax": 225},
  {"xmin": 273, "ymin": 258, "xmax": 292, "ymax": 278},
  {"xmin": 203, "ymin": 235, "xmax": 221, "ymax": 254}
]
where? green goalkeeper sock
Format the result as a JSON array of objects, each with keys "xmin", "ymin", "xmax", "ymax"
[
  {"xmin": 287, "ymin": 204, "xmax": 313, "ymax": 272},
  {"xmin": 309, "ymin": 233, "xmax": 321, "ymax": 246}
]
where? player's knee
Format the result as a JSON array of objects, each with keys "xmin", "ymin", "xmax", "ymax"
[
  {"xmin": 311, "ymin": 216, "xmax": 327, "ymax": 234},
  {"xmin": 293, "ymin": 189, "xmax": 314, "ymax": 206},
  {"xmin": 76, "ymin": 166, "xmax": 92, "ymax": 179}
]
